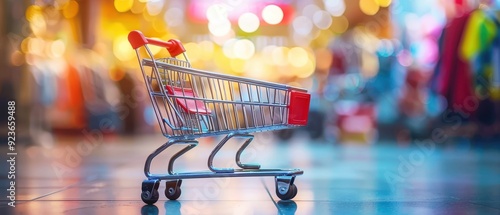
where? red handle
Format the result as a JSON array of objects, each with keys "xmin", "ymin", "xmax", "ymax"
[{"xmin": 128, "ymin": 30, "xmax": 185, "ymax": 57}]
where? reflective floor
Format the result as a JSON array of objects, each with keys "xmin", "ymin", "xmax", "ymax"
[{"xmin": 3, "ymin": 133, "xmax": 500, "ymax": 214}]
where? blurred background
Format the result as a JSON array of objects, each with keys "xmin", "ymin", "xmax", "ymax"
[{"xmin": 2, "ymin": 0, "xmax": 500, "ymax": 146}]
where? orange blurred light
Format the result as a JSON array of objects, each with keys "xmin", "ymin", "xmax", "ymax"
[
  {"xmin": 25, "ymin": 5, "xmax": 42, "ymax": 22},
  {"xmin": 62, "ymin": 0, "xmax": 79, "ymax": 19}
]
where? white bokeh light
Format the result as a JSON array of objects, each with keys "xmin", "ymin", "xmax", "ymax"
[
  {"xmin": 262, "ymin": 4, "xmax": 284, "ymax": 25},
  {"xmin": 324, "ymin": 0, "xmax": 346, "ymax": 17},
  {"xmin": 209, "ymin": 19, "xmax": 232, "ymax": 36},
  {"xmin": 293, "ymin": 16, "xmax": 313, "ymax": 36},
  {"xmin": 238, "ymin": 12, "xmax": 260, "ymax": 33},
  {"xmin": 233, "ymin": 39, "xmax": 255, "ymax": 59},
  {"xmin": 313, "ymin": 10, "xmax": 333, "ymax": 30}
]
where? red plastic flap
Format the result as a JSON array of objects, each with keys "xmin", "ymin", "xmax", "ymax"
[
  {"xmin": 287, "ymin": 91, "xmax": 311, "ymax": 126},
  {"xmin": 166, "ymin": 86, "xmax": 211, "ymax": 115}
]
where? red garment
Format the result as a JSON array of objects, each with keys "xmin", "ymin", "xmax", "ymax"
[{"xmin": 436, "ymin": 12, "xmax": 476, "ymax": 114}]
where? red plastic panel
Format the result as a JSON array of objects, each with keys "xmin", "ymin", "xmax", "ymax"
[
  {"xmin": 287, "ymin": 91, "xmax": 311, "ymax": 126},
  {"xmin": 166, "ymin": 86, "xmax": 212, "ymax": 115}
]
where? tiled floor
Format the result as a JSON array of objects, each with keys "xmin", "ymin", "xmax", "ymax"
[{"xmin": 3, "ymin": 133, "xmax": 500, "ymax": 214}]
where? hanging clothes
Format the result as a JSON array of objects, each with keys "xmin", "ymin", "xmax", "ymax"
[{"xmin": 434, "ymin": 11, "xmax": 476, "ymax": 116}]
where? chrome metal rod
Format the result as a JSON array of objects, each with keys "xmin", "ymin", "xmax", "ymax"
[
  {"xmin": 144, "ymin": 139, "xmax": 198, "ymax": 178},
  {"xmin": 207, "ymin": 133, "xmax": 235, "ymax": 173},
  {"xmin": 235, "ymin": 134, "xmax": 261, "ymax": 169},
  {"xmin": 168, "ymin": 141, "xmax": 198, "ymax": 175}
]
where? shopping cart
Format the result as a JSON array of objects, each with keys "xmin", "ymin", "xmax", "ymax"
[{"xmin": 128, "ymin": 31, "xmax": 311, "ymax": 205}]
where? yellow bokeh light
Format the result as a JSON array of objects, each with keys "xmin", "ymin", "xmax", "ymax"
[
  {"xmin": 272, "ymin": 47, "xmax": 289, "ymax": 66},
  {"xmin": 223, "ymin": 39, "xmax": 237, "ymax": 59},
  {"xmin": 262, "ymin": 45, "xmax": 277, "ymax": 65},
  {"xmin": 62, "ymin": 0, "xmax": 79, "ymax": 18},
  {"xmin": 359, "ymin": 0, "xmax": 380, "ymax": 15},
  {"xmin": 184, "ymin": 42, "xmax": 201, "ymax": 62},
  {"xmin": 113, "ymin": 35, "xmax": 135, "ymax": 61},
  {"xmin": 199, "ymin": 41, "xmax": 215, "ymax": 61},
  {"xmin": 230, "ymin": 58, "xmax": 246, "ymax": 74},
  {"xmin": 30, "ymin": 13, "xmax": 46, "ymax": 37},
  {"xmin": 114, "ymin": 0, "xmax": 133, "ymax": 13},
  {"xmin": 131, "ymin": 1, "xmax": 146, "ymax": 14},
  {"xmin": 331, "ymin": 16, "xmax": 349, "ymax": 34},
  {"xmin": 296, "ymin": 60, "xmax": 315, "ymax": 78},
  {"xmin": 28, "ymin": 38, "xmax": 44, "ymax": 55},
  {"xmin": 288, "ymin": 47, "xmax": 309, "ymax": 67},
  {"xmin": 25, "ymin": 5, "xmax": 42, "ymax": 22},
  {"xmin": 376, "ymin": 0, "xmax": 392, "ymax": 7},
  {"xmin": 214, "ymin": 49, "xmax": 231, "ymax": 73},
  {"xmin": 49, "ymin": 40, "xmax": 66, "ymax": 58},
  {"xmin": 262, "ymin": 5, "xmax": 284, "ymax": 25},
  {"xmin": 233, "ymin": 39, "xmax": 255, "ymax": 60}
]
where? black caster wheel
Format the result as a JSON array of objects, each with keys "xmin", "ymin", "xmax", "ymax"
[
  {"xmin": 165, "ymin": 180, "xmax": 182, "ymax": 200},
  {"xmin": 141, "ymin": 179, "xmax": 160, "ymax": 205},
  {"xmin": 276, "ymin": 184, "xmax": 298, "ymax": 200},
  {"xmin": 141, "ymin": 189, "xmax": 160, "ymax": 205}
]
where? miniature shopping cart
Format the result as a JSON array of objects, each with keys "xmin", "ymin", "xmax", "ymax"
[{"xmin": 128, "ymin": 31, "xmax": 311, "ymax": 205}]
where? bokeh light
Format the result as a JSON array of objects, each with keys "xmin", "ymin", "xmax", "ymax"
[
  {"xmin": 331, "ymin": 16, "xmax": 349, "ymax": 34},
  {"xmin": 288, "ymin": 47, "xmax": 309, "ymax": 67},
  {"xmin": 293, "ymin": 16, "xmax": 313, "ymax": 36},
  {"xmin": 359, "ymin": 0, "xmax": 380, "ymax": 15},
  {"xmin": 113, "ymin": 35, "xmax": 135, "ymax": 61},
  {"xmin": 62, "ymin": 0, "xmax": 79, "ymax": 19},
  {"xmin": 238, "ymin": 12, "xmax": 260, "ymax": 33},
  {"xmin": 262, "ymin": 4, "xmax": 284, "ymax": 25},
  {"xmin": 49, "ymin": 40, "xmax": 66, "ymax": 58},
  {"xmin": 114, "ymin": 0, "xmax": 133, "ymax": 13},
  {"xmin": 324, "ymin": 0, "xmax": 346, "ymax": 17},
  {"xmin": 146, "ymin": 0, "xmax": 164, "ymax": 16},
  {"xmin": 209, "ymin": 19, "xmax": 231, "ymax": 36},
  {"xmin": 272, "ymin": 46, "xmax": 289, "ymax": 66},
  {"xmin": 313, "ymin": 10, "xmax": 333, "ymax": 30},
  {"xmin": 376, "ymin": 0, "xmax": 392, "ymax": 7},
  {"xmin": 164, "ymin": 7, "xmax": 183, "ymax": 27},
  {"xmin": 233, "ymin": 39, "xmax": 255, "ymax": 60}
]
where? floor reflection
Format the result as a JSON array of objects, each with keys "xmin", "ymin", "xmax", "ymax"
[{"xmin": 277, "ymin": 200, "xmax": 298, "ymax": 214}]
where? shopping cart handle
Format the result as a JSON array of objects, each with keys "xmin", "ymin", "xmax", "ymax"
[{"xmin": 128, "ymin": 30, "xmax": 185, "ymax": 57}]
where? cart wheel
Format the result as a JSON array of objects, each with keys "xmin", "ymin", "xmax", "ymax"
[
  {"xmin": 165, "ymin": 180, "xmax": 182, "ymax": 200},
  {"xmin": 276, "ymin": 184, "xmax": 297, "ymax": 200},
  {"xmin": 141, "ymin": 190, "xmax": 160, "ymax": 205}
]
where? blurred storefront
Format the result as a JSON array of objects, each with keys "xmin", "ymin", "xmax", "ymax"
[{"xmin": 2, "ymin": 0, "xmax": 500, "ymax": 145}]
